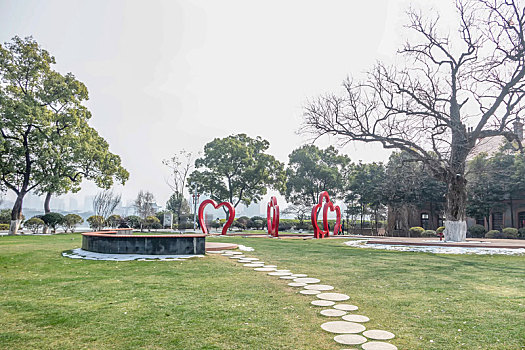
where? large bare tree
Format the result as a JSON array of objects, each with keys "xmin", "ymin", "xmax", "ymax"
[{"xmin": 303, "ymin": 0, "xmax": 525, "ymax": 241}]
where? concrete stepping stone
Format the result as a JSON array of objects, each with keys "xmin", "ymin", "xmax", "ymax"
[
  {"xmin": 361, "ymin": 341, "xmax": 397, "ymax": 350},
  {"xmin": 334, "ymin": 334, "xmax": 367, "ymax": 345},
  {"xmin": 304, "ymin": 284, "xmax": 334, "ymax": 291},
  {"xmin": 243, "ymin": 263, "xmax": 264, "ymax": 267},
  {"xmin": 206, "ymin": 250, "xmax": 224, "ymax": 254},
  {"xmin": 279, "ymin": 276, "xmax": 296, "ymax": 279},
  {"xmin": 263, "ymin": 265, "xmax": 277, "ymax": 268},
  {"xmin": 288, "ymin": 282, "xmax": 307, "ymax": 287},
  {"xmin": 268, "ymin": 271, "xmax": 293, "ymax": 276},
  {"xmin": 342, "ymin": 314, "xmax": 370, "ymax": 323},
  {"xmin": 241, "ymin": 257, "xmax": 259, "ymax": 261},
  {"xmin": 334, "ymin": 304, "xmax": 358, "ymax": 311},
  {"xmin": 300, "ymin": 289, "xmax": 321, "ymax": 295},
  {"xmin": 320, "ymin": 309, "xmax": 347, "ymax": 317},
  {"xmin": 320, "ymin": 321, "xmax": 366, "ymax": 334},
  {"xmin": 274, "ymin": 269, "xmax": 290, "ymax": 273},
  {"xmin": 311, "ymin": 300, "xmax": 335, "ymax": 307},
  {"xmin": 221, "ymin": 253, "xmax": 235, "ymax": 256},
  {"xmin": 293, "ymin": 277, "xmax": 320, "ymax": 284},
  {"xmin": 362, "ymin": 330, "xmax": 395, "ymax": 340},
  {"xmin": 254, "ymin": 267, "xmax": 277, "ymax": 272},
  {"xmin": 229, "ymin": 256, "xmax": 245, "ymax": 259},
  {"xmin": 316, "ymin": 293, "xmax": 350, "ymax": 301},
  {"xmin": 230, "ymin": 252, "xmax": 243, "ymax": 255},
  {"xmin": 290, "ymin": 274, "xmax": 307, "ymax": 277}
]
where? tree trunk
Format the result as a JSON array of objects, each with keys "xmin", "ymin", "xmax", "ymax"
[
  {"xmin": 9, "ymin": 193, "xmax": 25, "ymax": 235},
  {"xmin": 444, "ymin": 175, "xmax": 467, "ymax": 242},
  {"xmin": 43, "ymin": 192, "xmax": 52, "ymax": 233}
]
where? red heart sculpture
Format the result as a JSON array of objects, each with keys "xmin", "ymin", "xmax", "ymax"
[
  {"xmin": 311, "ymin": 191, "xmax": 341, "ymax": 239},
  {"xmin": 198, "ymin": 199, "xmax": 235, "ymax": 235},
  {"xmin": 267, "ymin": 196, "xmax": 279, "ymax": 237}
]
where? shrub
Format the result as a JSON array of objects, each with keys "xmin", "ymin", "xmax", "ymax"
[
  {"xmin": 436, "ymin": 226, "xmax": 445, "ymax": 235},
  {"xmin": 0, "ymin": 209, "xmax": 25, "ymax": 225},
  {"xmin": 485, "ymin": 230, "xmax": 503, "ymax": 239},
  {"xmin": 467, "ymin": 224, "xmax": 486, "ymax": 238},
  {"xmin": 87, "ymin": 215, "xmax": 105, "ymax": 231},
  {"xmin": 61, "ymin": 214, "xmax": 83, "ymax": 233},
  {"xmin": 502, "ymin": 227, "xmax": 518, "ymax": 239},
  {"xmin": 145, "ymin": 216, "xmax": 161, "ymax": 231},
  {"xmin": 125, "ymin": 215, "xmax": 142, "ymax": 230},
  {"xmin": 278, "ymin": 222, "xmax": 293, "ymax": 231},
  {"xmin": 408, "ymin": 226, "xmax": 425, "ymax": 237},
  {"xmin": 105, "ymin": 214, "xmax": 122, "ymax": 228},
  {"xmin": 518, "ymin": 227, "xmax": 525, "ymax": 239},
  {"xmin": 422, "ymin": 230, "xmax": 436, "ymax": 237},
  {"xmin": 24, "ymin": 217, "xmax": 45, "ymax": 233},
  {"xmin": 41, "ymin": 212, "xmax": 64, "ymax": 233},
  {"xmin": 0, "ymin": 223, "xmax": 10, "ymax": 230}
]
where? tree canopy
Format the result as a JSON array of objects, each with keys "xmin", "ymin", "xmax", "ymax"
[{"xmin": 188, "ymin": 134, "xmax": 285, "ymax": 208}]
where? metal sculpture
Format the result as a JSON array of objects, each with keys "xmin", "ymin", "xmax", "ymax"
[
  {"xmin": 311, "ymin": 191, "xmax": 341, "ymax": 239},
  {"xmin": 198, "ymin": 199, "xmax": 235, "ymax": 235},
  {"xmin": 267, "ymin": 196, "xmax": 279, "ymax": 237}
]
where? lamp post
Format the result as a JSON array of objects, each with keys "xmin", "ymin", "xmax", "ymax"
[{"xmin": 191, "ymin": 184, "xmax": 200, "ymax": 231}]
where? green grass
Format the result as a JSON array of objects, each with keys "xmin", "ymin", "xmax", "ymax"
[{"xmin": 0, "ymin": 234, "xmax": 523, "ymax": 349}]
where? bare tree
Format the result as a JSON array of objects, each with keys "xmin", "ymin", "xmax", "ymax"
[
  {"xmin": 162, "ymin": 150, "xmax": 195, "ymax": 224},
  {"xmin": 134, "ymin": 190, "xmax": 156, "ymax": 231},
  {"xmin": 303, "ymin": 0, "xmax": 525, "ymax": 241},
  {"xmin": 92, "ymin": 189, "xmax": 121, "ymax": 219}
]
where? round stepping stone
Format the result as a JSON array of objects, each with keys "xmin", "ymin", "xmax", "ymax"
[
  {"xmin": 221, "ymin": 253, "xmax": 234, "ymax": 256},
  {"xmin": 230, "ymin": 252, "xmax": 243, "ymax": 255},
  {"xmin": 268, "ymin": 271, "xmax": 292, "ymax": 276},
  {"xmin": 304, "ymin": 284, "xmax": 334, "ymax": 291},
  {"xmin": 263, "ymin": 265, "xmax": 277, "ymax": 268},
  {"xmin": 334, "ymin": 334, "xmax": 367, "ymax": 345},
  {"xmin": 320, "ymin": 321, "xmax": 366, "ymax": 334},
  {"xmin": 316, "ymin": 293, "xmax": 350, "ymax": 301},
  {"xmin": 279, "ymin": 276, "xmax": 296, "ymax": 280},
  {"xmin": 241, "ymin": 257, "xmax": 259, "ymax": 261},
  {"xmin": 243, "ymin": 263, "xmax": 264, "ymax": 267},
  {"xmin": 274, "ymin": 270, "xmax": 290, "ymax": 273},
  {"xmin": 342, "ymin": 314, "xmax": 370, "ymax": 323},
  {"xmin": 361, "ymin": 342, "xmax": 398, "ymax": 350},
  {"xmin": 362, "ymin": 330, "xmax": 395, "ymax": 340},
  {"xmin": 311, "ymin": 300, "xmax": 335, "ymax": 307},
  {"xmin": 320, "ymin": 309, "xmax": 347, "ymax": 317},
  {"xmin": 291, "ymin": 274, "xmax": 307, "ymax": 278},
  {"xmin": 288, "ymin": 282, "xmax": 307, "ymax": 287},
  {"xmin": 229, "ymin": 256, "xmax": 245, "ymax": 259},
  {"xmin": 334, "ymin": 304, "xmax": 358, "ymax": 311},
  {"xmin": 293, "ymin": 277, "xmax": 320, "ymax": 284},
  {"xmin": 206, "ymin": 250, "xmax": 224, "ymax": 254},
  {"xmin": 300, "ymin": 289, "xmax": 321, "ymax": 295},
  {"xmin": 254, "ymin": 267, "xmax": 276, "ymax": 272}
]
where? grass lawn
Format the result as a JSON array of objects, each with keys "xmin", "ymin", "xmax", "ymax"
[{"xmin": 0, "ymin": 234, "xmax": 523, "ymax": 349}]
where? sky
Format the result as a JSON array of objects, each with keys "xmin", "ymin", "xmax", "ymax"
[{"xmin": 0, "ymin": 0, "xmax": 458, "ymax": 212}]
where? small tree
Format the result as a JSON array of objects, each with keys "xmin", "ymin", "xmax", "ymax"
[
  {"xmin": 145, "ymin": 216, "xmax": 161, "ymax": 231},
  {"xmin": 105, "ymin": 214, "xmax": 122, "ymax": 228},
  {"xmin": 24, "ymin": 217, "xmax": 45, "ymax": 233},
  {"xmin": 93, "ymin": 189, "xmax": 121, "ymax": 219},
  {"xmin": 41, "ymin": 213, "xmax": 64, "ymax": 233},
  {"xmin": 125, "ymin": 215, "xmax": 142, "ymax": 230},
  {"xmin": 61, "ymin": 214, "xmax": 83, "ymax": 233},
  {"xmin": 133, "ymin": 190, "xmax": 156, "ymax": 231},
  {"xmin": 86, "ymin": 215, "xmax": 105, "ymax": 231}
]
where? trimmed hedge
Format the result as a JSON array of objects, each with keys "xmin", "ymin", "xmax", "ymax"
[
  {"xmin": 409, "ymin": 227, "xmax": 425, "ymax": 237},
  {"xmin": 468, "ymin": 224, "xmax": 486, "ymax": 238}
]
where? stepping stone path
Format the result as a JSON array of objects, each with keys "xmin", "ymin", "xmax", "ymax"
[
  {"xmin": 320, "ymin": 321, "xmax": 366, "ymax": 334},
  {"xmin": 334, "ymin": 334, "xmax": 367, "ymax": 345},
  {"xmin": 361, "ymin": 341, "xmax": 398, "ymax": 350},
  {"xmin": 219, "ymin": 246, "xmax": 396, "ymax": 349},
  {"xmin": 293, "ymin": 277, "xmax": 320, "ymax": 284},
  {"xmin": 334, "ymin": 304, "xmax": 359, "ymax": 311},
  {"xmin": 311, "ymin": 300, "xmax": 335, "ymax": 307},
  {"xmin": 288, "ymin": 282, "xmax": 307, "ymax": 287},
  {"xmin": 304, "ymin": 284, "xmax": 334, "ymax": 291},
  {"xmin": 342, "ymin": 314, "xmax": 370, "ymax": 323},
  {"xmin": 299, "ymin": 289, "xmax": 321, "ymax": 295},
  {"xmin": 320, "ymin": 309, "xmax": 347, "ymax": 317},
  {"xmin": 362, "ymin": 330, "xmax": 395, "ymax": 340},
  {"xmin": 316, "ymin": 293, "xmax": 350, "ymax": 301}
]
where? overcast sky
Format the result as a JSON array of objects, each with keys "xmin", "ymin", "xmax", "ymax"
[{"xmin": 0, "ymin": 0, "xmax": 457, "ymax": 211}]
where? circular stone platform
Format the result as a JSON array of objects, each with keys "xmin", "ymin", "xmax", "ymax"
[
  {"xmin": 293, "ymin": 277, "xmax": 320, "ymax": 284},
  {"xmin": 288, "ymin": 282, "xmax": 307, "ymax": 287},
  {"xmin": 333, "ymin": 334, "xmax": 367, "ymax": 345},
  {"xmin": 320, "ymin": 321, "xmax": 366, "ymax": 334},
  {"xmin": 320, "ymin": 309, "xmax": 347, "ymax": 317},
  {"xmin": 243, "ymin": 263, "xmax": 264, "ymax": 267},
  {"xmin": 304, "ymin": 284, "xmax": 334, "ymax": 291},
  {"xmin": 62, "ymin": 248, "xmax": 204, "ymax": 261},
  {"xmin": 311, "ymin": 300, "xmax": 335, "ymax": 307},
  {"xmin": 268, "ymin": 272, "xmax": 292, "ymax": 276},
  {"xmin": 361, "ymin": 341, "xmax": 398, "ymax": 350},
  {"xmin": 300, "ymin": 290, "xmax": 321, "ymax": 295},
  {"xmin": 362, "ymin": 330, "xmax": 395, "ymax": 340},
  {"xmin": 316, "ymin": 293, "xmax": 350, "ymax": 301},
  {"xmin": 254, "ymin": 267, "xmax": 276, "ymax": 272},
  {"xmin": 279, "ymin": 276, "xmax": 296, "ymax": 279},
  {"xmin": 342, "ymin": 314, "xmax": 370, "ymax": 323},
  {"xmin": 291, "ymin": 274, "xmax": 307, "ymax": 278},
  {"xmin": 334, "ymin": 304, "xmax": 359, "ymax": 311}
]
